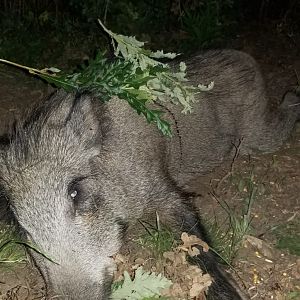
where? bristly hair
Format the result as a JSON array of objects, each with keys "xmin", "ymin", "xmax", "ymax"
[
  {"xmin": 1, "ymin": 89, "xmax": 115, "ymax": 180},
  {"xmin": 5, "ymin": 90, "xmax": 71, "ymax": 165},
  {"xmin": 2, "ymin": 90, "xmax": 101, "ymax": 169}
]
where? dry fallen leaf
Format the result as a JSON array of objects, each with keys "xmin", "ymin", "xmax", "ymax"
[
  {"xmin": 114, "ymin": 231, "xmax": 213, "ymax": 299},
  {"xmin": 114, "ymin": 253, "xmax": 127, "ymax": 264},
  {"xmin": 189, "ymin": 272, "xmax": 212, "ymax": 297},
  {"xmin": 163, "ymin": 251, "xmax": 187, "ymax": 266},
  {"xmin": 179, "ymin": 232, "xmax": 210, "ymax": 256},
  {"xmin": 244, "ymin": 235, "xmax": 274, "ymax": 259}
]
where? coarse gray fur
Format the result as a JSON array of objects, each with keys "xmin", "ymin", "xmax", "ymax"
[{"xmin": 0, "ymin": 50, "xmax": 299, "ymax": 299}]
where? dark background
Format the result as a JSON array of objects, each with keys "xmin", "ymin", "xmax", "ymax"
[{"xmin": 0, "ymin": 0, "xmax": 299, "ymax": 68}]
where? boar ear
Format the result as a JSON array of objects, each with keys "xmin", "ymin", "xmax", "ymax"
[
  {"xmin": 60, "ymin": 91, "xmax": 110, "ymax": 149},
  {"xmin": 28, "ymin": 90, "xmax": 75, "ymax": 128},
  {"xmin": 39, "ymin": 90, "xmax": 109, "ymax": 149}
]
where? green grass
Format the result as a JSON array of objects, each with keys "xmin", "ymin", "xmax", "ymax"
[
  {"xmin": 205, "ymin": 169, "xmax": 259, "ymax": 263},
  {"xmin": 0, "ymin": 223, "xmax": 58, "ymax": 265},
  {"xmin": 272, "ymin": 221, "xmax": 300, "ymax": 256},
  {"xmin": 288, "ymin": 291, "xmax": 300, "ymax": 299},
  {"xmin": 137, "ymin": 214, "xmax": 176, "ymax": 257},
  {"xmin": 138, "ymin": 229, "xmax": 175, "ymax": 254},
  {"xmin": 0, "ymin": 225, "xmax": 27, "ymax": 264},
  {"xmin": 142, "ymin": 297, "xmax": 169, "ymax": 300}
]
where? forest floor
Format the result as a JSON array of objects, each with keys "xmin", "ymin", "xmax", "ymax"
[{"xmin": 0, "ymin": 22, "xmax": 299, "ymax": 299}]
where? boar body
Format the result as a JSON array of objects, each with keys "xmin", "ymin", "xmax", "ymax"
[{"xmin": 0, "ymin": 50, "xmax": 299, "ymax": 299}]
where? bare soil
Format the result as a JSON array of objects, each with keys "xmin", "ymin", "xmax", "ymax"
[{"xmin": 0, "ymin": 23, "xmax": 299, "ymax": 299}]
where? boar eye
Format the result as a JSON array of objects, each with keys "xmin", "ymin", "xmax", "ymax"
[
  {"xmin": 68, "ymin": 177, "xmax": 86, "ymax": 203},
  {"xmin": 70, "ymin": 190, "xmax": 78, "ymax": 199},
  {"xmin": 68, "ymin": 185, "xmax": 80, "ymax": 202}
]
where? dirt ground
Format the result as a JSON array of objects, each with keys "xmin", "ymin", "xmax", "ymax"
[{"xmin": 0, "ymin": 23, "xmax": 299, "ymax": 299}]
